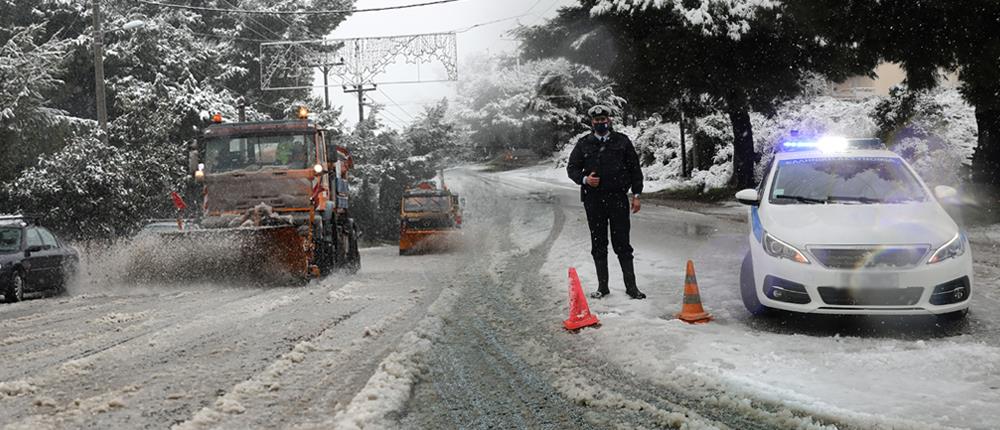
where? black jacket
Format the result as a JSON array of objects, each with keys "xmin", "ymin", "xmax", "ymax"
[{"xmin": 567, "ymin": 131, "xmax": 644, "ymax": 201}]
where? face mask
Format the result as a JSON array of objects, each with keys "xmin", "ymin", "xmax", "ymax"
[{"xmin": 593, "ymin": 123, "xmax": 610, "ymax": 134}]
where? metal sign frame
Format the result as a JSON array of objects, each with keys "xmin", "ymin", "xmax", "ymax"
[{"xmin": 260, "ymin": 32, "xmax": 458, "ymax": 91}]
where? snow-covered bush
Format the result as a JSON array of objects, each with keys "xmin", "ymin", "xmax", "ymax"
[
  {"xmin": 2, "ymin": 132, "xmax": 178, "ymax": 240},
  {"xmin": 873, "ymin": 87, "xmax": 977, "ymax": 186},
  {"xmin": 752, "ymin": 94, "xmax": 880, "ymax": 179}
]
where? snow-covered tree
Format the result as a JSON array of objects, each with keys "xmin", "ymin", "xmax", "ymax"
[
  {"xmin": 2, "ymin": 131, "xmax": 181, "ymax": 240},
  {"xmin": 404, "ymin": 99, "xmax": 460, "ymax": 159},
  {"xmin": 519, "ymin": 1, "xmax": 872, "ymax": 189},
  {"xmin": 346, "ymin": 106, "xmax": 434, "ymax": 242},
  {"xmin": 0, "ymin": 0, "xmax": 357, "ymax": 239},
  {"xmin": 454, "ymin": 55, "xmax": 624, "ymax": 158},
  {"xmin": 0, "ymin": 24, "xmax": 84, "ymax": 182}
]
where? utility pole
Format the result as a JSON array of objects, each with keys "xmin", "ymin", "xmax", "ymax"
[
  {"xmin": 343, "ymin": 84, "xmax": 377, "ymax": 123},
  {"xmin": 319, "ymin": 59, "xmax": 345, "ymax": 109},
  {"xmin": 92, "ymin": 0, "xmax": 108, "ymax": 143},
  {"xmin": 679, "ymin": 108, "xmax": 687, "ymax": 178},
  {"xmin": 237, "ymin": 97, "xmax": 247, "ymax": 122},
  {"xmin": 307, "ymin": 56, "xmax": 345, "ymax": 110}
]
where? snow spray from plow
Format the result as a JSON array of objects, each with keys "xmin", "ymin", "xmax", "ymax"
[{"xmin": 124, "ymin": 225, "xmax": 311, "ymax": 284}]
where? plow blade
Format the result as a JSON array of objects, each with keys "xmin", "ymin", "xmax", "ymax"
[
  {"xmin": 399, "ymin": 229, "xmax": 460, "ymax": 255},
  {"xmin": 127, "ymin": 225, "xmax": 310, "ymax": 283}
]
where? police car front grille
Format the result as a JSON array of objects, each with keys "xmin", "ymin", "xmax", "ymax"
[
  {"xmin": 808, "ymin": 246, "xmax": 929, "ymax": 269},
  {"xmin": 818, "ymin": 287, "xmax": 924, "ymax": 306}
]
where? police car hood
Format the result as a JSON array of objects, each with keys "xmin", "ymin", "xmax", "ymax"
[{"xmin": 760, "ymin": 201, "xmax": 958, "ymax": 248}]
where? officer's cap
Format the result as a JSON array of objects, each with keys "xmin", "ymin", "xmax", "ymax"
[{"xmin": 587, "ymin": 105, "xmax": 613, "ymax": 119}]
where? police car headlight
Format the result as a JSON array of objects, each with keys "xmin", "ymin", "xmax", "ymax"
[
  {"xmin": 928, "ymin": 233, "xmax": 966, "ymax": 264},
  {"xmin": 763, "ymin": 232, "xmax": 811, "ymax": 264}
]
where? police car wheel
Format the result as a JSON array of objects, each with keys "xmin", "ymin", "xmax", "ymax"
[{"xmin": 740, "ymin": 252, "xmax": 771, "ymax": 316}]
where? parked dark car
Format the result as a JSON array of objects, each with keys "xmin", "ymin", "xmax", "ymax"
[{"xmin": 0, "ymin": 216, "xmax": 79, "ymax": 303}]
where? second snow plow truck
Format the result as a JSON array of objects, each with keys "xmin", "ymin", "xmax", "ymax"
[
  {"xmin": 137, "ymin": 108, "xmax": 360, "ymax": 282},
  {"xmin": 399, "ymin": 174, "xmax": 463, "ymax": 255}
]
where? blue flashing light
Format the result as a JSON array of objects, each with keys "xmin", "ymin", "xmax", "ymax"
[{"xmin": 779, "ymin": 137, "xmax": 885, "ymax": 153}]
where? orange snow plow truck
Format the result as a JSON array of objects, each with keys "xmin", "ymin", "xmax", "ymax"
[
  {"xmin": 139, "ymin": 108, "xmax": 360, "ymax": 282},
  {"xmin": 399, "ymin": 178, "xmax": 463, "ymax": 255}
]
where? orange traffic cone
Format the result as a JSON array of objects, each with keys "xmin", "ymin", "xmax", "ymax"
[
  {"xmin": 564, "ymin": 267, "xmax": 600, "ymax": 330},
  {"xmin": 676, "ymin": 260, "xmax": 713, "ymax": 324}
]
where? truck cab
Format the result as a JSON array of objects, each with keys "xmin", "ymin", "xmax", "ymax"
[
  {"xmin": 399, "ymin": 181, "xmax": 462, "ymax": 255},
  {"xmin": 180, "ymin": 108, "xmax": 359, "ymax": 279}
]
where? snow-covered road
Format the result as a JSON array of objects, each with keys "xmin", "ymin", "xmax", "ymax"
[
  {"xmin": 0, "ymin": 245, "xmax": 466, "ymax": 429},
  {"xmin": 1, "ymin": 166, "xmax": 998, "ymax": 429},
  {"xmin": 485, "ymin": 165, "xmax": 1000, "ymax": 430}
]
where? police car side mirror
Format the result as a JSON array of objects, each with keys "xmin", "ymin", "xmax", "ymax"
[
  {"xmin": 736, "ymin": 189, "xmax": 760, "ymax": 206},
  {"xmin": 934, "ymin": 185, "xmax": 958, "ymax": 200}
]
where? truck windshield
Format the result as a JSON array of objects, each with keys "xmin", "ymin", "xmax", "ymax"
[
  {"xmin": 770, "ymin": 157, "xmax": 928, "ymax": 205},
  {"xmin": 204, "ymin": 134, "xmax": 311, "ymax": 173},
  {"xmin": 403, "ymin": 196, "xmax": 451, "ymax": 213},
  {"xmin": 0, "ymin": 228, "xmax": 21, "ymax": 254}
]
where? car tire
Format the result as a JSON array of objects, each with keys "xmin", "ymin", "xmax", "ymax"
[
  {"xmin": 740, "ymin": 252, "xmax": 772, "ymax": 316},
  {"xmin": 345, "ymin": 226, "xmax": 361, "ymax": 274},
  {"xmin": 5, "ymin": 272, "xmax": 25, "ymax": 303}
]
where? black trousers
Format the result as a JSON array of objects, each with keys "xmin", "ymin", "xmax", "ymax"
[{"xmin": 583, "ymin": 192, "xmax": 638, "ymax": 294}]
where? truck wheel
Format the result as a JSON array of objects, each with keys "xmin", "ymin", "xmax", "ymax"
[
  {"xmin": 5, "ymin": 272, "xmax": 25, "ymax": 303},
  {"xmin": 316, "ymin": 239, "xmax": 335, "ymax": 276},
  {"xmin": 740, "ymin": 252, "xmax": 771, "ymax": 316},
  {"xmin": 345, "ymin": 226, "xmax": 361, "ymax": 274}
]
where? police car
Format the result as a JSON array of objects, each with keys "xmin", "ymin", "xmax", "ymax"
[{"xmin": 736, "ymin": 137, "xmax": 972, "ymax": 318}]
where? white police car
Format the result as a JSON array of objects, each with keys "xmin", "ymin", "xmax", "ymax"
[{"xmin": 736, "ymin": 137, "xmax": 972, "ymax": 318}]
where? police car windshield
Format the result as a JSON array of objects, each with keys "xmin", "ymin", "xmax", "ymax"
[
  {"xmin": 770, "ymin": 157, "xmax": 927, "ymax": 205},
  {"xmin": 0, "ymin": 227, "xmax": 21, "ymax": 253}
]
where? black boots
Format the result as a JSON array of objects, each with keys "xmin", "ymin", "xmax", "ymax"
[
  {"xmin": 594, "ymin": 257, "xmax": 610, "ymax": 297},
  {"xmin": 620, "ymin": 257, "xmax": 646, "ymax": 300},
  {"xmin": 590, "ymin": 256, "xmax": 646, "ymax": 300}
]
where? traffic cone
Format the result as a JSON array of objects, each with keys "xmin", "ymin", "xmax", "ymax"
[
  {"xmin": 564, "ymin": 267, "xmax": 600, "ymax": 330},
  {"xmin": 675, "ymin": 260, "xmax": 713, "ymax": 324}
]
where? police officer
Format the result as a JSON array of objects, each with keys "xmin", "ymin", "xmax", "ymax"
[{"xmin": 567, "ymin": 105, "xmax": 646, "ymax": 300}]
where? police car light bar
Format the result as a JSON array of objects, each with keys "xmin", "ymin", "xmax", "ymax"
[{"xmin": 780, "ymin": 136, "xmax": 885, "ymax": 153}]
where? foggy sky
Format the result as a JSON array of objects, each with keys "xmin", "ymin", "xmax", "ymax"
[{"xmin": 316, "ymin": 0, "xmax": 576, "ymax": 129}]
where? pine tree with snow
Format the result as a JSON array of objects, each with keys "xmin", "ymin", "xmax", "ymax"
[{"xmin": 518, "ymin": 0, "xmax": 874, "ymax": 189}]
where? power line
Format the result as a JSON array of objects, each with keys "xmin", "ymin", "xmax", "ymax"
[
  {"xmin": 452, "ymin": 0, "xmax": 544, "ymax": 33},
  {"xmin": 137, "ymin": 0, "xmax": 462, "ymax": 15},
  {"xmin": 190, "ymin": 31, "xmax": 274, "ymax": 43},
  {"xmin": 219, "ymin": 0, "xmax": 284, "ymax": 41},
  {"xmin": 376, "ymin": 111, "xmax": 406, "ymax": 129},
  {"xmin": 380, "ymin": 109, "xmax": 411, "ymax": 128},
  {"xmin": 376, "ymin": 88, "xmax": 416, "ymax": 121}
]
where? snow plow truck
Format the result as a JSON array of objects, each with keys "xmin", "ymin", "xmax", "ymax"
[
  {"xmin": 399, "ymin": 174, "xmax": 463, "ymax": 255},
  {"xmin": 137, "ymin": 108, "xmax": 360, "ymax": 282}
]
